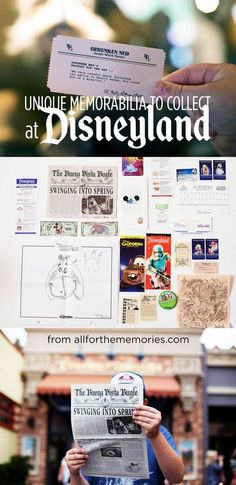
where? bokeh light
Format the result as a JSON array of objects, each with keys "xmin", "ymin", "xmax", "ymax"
[
  {"xmin": 169, "ymin": 46, "xmax": 193, "ymax": 68},
  {"xmin": 231, "ymin": 3, "xmax": 236, "ymax": 22},
  {"xmin": 114, "ymin": 0, "xmax": 194, "ymax": 22},
  {"xmin": 167, "ymin": 20, "xmax": 197, "ymax": 46},
  {"xmin": 114, "ymin": 0, "xmax": 161, "ymax": 22},
  {"xmin": 195, "ymin": 0, "xmax": 220, "ymax": 14}
]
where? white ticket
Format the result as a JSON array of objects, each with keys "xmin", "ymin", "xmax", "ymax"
[{"xmin": 47, "ymin": 36, "xmax": 165, "ymax": 103}]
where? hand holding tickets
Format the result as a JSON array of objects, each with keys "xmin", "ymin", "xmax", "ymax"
[
  {"xmin": 154, "ymin": 63, "xmax": 236, "ymax": 155},
  {"xmin": 47, "ymin": 36, "xmax": 165, "ymax": 103}
]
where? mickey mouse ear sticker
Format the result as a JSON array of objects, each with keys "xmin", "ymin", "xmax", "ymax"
[{"xmin": 158, "ymin": 291, "xmax": 177, "ymax": 310}]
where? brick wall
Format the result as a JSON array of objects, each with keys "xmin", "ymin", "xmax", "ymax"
[{"xmin": 18, "ymin": 398, "xmax": 48, "ymax": 485}]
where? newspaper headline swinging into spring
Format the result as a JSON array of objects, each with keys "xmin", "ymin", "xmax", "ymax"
[
  {"xmin": 48, "ymin": 166, "xmax": 117, "ymax": 219},
  {"xmin": 71, "ymin": 383, "xmax": 149, "ymax": 479}
]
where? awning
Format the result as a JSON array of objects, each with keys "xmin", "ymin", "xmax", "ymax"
[{"xmin": 37, "ymin": 374, "xmax": 180, "ymax": 398}]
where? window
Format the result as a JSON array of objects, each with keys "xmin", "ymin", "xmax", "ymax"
[{"xmin": 0, "ymin": 392, "xmax": 18, "ymax": 431}]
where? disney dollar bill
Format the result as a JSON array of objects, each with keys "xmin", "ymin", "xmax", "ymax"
[
  {"xmin": 40, "ymin": 221, "xmax": 78, "ymax": 236},
  {"xmin": 81, "ymin": 222, "xmax": 118, "ymax": 236}
]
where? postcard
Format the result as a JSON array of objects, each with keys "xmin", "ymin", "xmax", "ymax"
[
  {"xmin": 194, "ymin": 261, "xmax": 219, "ymax": 275},
  {"xmin": 192, "ymin": 239, "xmax": 205, "ymax": 260},
  {"xmin": 48, "ymin": 36, "xmax": 165, "ymax": 103},
  {"xmin": 213, "ymin": 160, "xmax": 226, "ymax": 180},
  {"xmin": 199, "ymin": 160, "xmax": 212, "ymax": 180},
  {"xmin": 206, "ymin": 239, "xmax": 219, "ymax": 260}
]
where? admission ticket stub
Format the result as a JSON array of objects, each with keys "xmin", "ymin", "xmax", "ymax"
[{"xmin": 48, "ymin": 36, "xmax": 165, "ymax": 103}]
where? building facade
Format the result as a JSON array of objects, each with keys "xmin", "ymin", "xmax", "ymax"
[
  {"xmin": 18, "ymin": 329, "xmax": 204, "ymax": 485},
  {"xmin": 0, "ymin": 331, "xmax": 24, "ymax": 464}
]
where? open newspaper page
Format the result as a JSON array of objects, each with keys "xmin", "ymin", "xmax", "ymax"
[{"xmin": 71, "ymin": 383, "xmax": 149, "ymax": 479}]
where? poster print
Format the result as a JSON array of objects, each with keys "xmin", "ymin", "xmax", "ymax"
[
  {"xmin": 145, "ymin": 234, "xmax": 171, "ymax": 290},
  {"xmin": 120, "ymin": 237, "xmax": 145, "ymax": 292},
  {"xmin": 18, "ymin": 240, "xmax": 118, "ymax": 326}
]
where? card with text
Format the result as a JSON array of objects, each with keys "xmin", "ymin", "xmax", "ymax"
[{"xmin": 48, "ymin": 36, "xmax": 165, "ymax": 103}]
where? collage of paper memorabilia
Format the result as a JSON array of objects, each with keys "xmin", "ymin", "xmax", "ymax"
[{"xmin": 1, "ymin": 156, "xmax": 235, "ymax": 328}]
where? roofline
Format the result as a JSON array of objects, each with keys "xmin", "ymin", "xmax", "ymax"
[{"xmin": 0, "ymin": 330, "xmax": 24, "ymax": 356}]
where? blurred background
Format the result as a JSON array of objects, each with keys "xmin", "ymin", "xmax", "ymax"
[{"xmin": 0, "ymin": 0, "xmax": 236, "ymax": 156}]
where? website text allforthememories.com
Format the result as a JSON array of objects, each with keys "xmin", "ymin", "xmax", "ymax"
[{"xmin": 47, "ymin": 334, "xmax": 190, "ymax": 345}]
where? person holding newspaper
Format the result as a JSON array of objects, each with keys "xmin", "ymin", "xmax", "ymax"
[{"xmin": 65, "ymin": 372, "xmax": 184, "ymax": 485}]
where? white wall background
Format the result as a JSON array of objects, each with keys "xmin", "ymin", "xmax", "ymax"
[{"xmin": 0, "ymin": 157, "xmax": 235, "ymax": 328}]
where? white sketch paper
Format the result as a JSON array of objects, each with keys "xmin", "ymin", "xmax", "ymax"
[{"xmin": 18, "ymin": 240, "xmax": 118, "ymax": 325}]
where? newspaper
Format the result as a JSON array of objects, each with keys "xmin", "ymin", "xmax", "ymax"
[
  {"xmin": 48, "ymin": 166, "xmax": 117, "ymax": 219},
  {"xmin": 140, "ymin": 295, "xmax": 157, "ymax": 322},
  {"xmin": 121, "ymin": 297, "xmax": 140, "ymax": 324},
  {"xmin": 121, "ymin": 295, "xmax": 157, "ymax": 324},
  {"xmin": 71, "ymin": 383, "xmax": 149, "ymax": 479}
]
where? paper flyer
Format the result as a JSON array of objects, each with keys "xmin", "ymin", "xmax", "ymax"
[
  {"xmin": 15, "ymin": 178, "xmax": 38, "ymax": 234},
  {"xmin": 120, "ymin": 236, "xmax": 145, "ymax": 292},
  {"xmin": 145, "ymin": 234, "xmax": 171, "ymax": 290}
]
